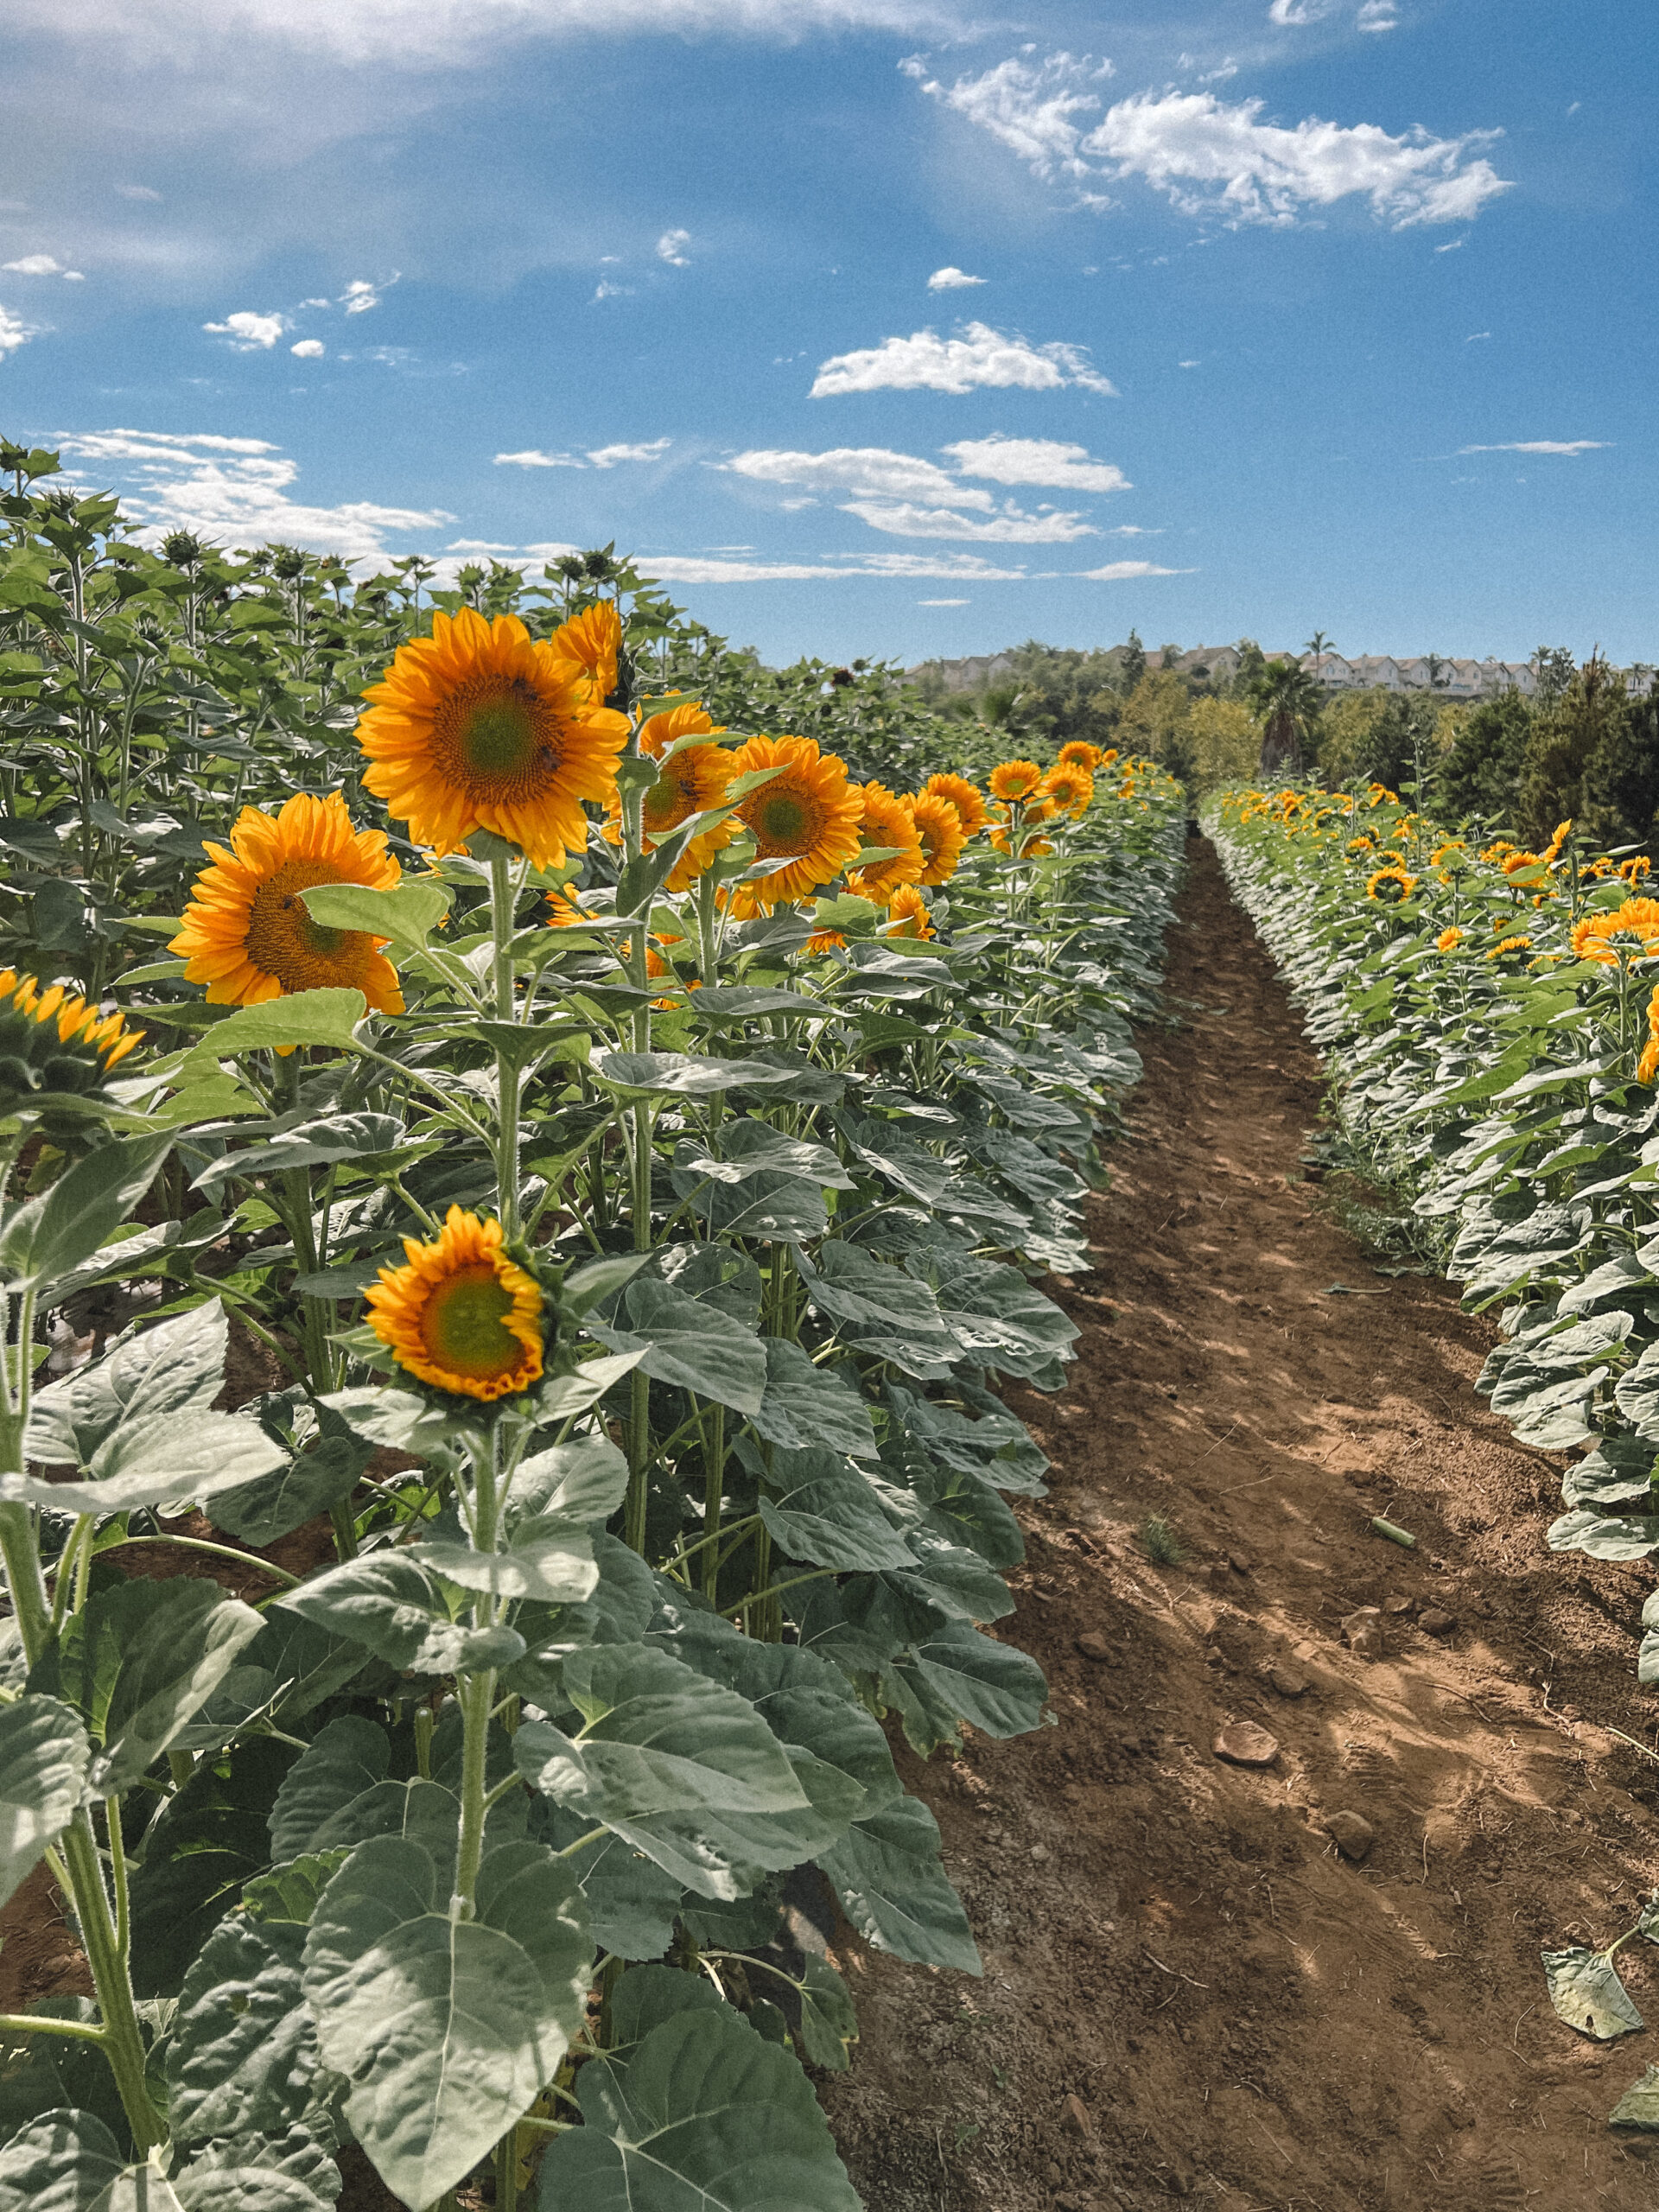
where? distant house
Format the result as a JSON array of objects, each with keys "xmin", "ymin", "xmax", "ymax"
[
  {"xmin": 1297, "ymin": 652, "xmax": 1541, "ymax": 698},
  {"xmin": 1175, "ymin": 645, "xmax": 1243, "ymax": 684}
]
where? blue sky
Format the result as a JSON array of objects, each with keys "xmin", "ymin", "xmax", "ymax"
[{"xmin": 2, "ymin": 0, "xmax": 1652, "ymax": 668}]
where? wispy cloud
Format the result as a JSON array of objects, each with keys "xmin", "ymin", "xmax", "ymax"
[
  {"xmin": 494, "ymin": 439, "xmax": 670, "ymax": 469},
  {"xmin": 3, "ymin": 254, "xmax": 85, "ymax": 280},
  {"xmin": 1458, "ymin": 439, "xmax": 1607, "ymax": 456},
  {"xmin": 340, "ymin": 274, "xmax": 395, "ymax": 314},
  {"xmin": 0, "ymin": 305, "xmax": 39, "ymax": 357},
  {"xmin": 919, "ymin": 55, "xmax": 1512, "ymax": 229},
  {"xmin": 1268, "ymin": 0, "xmax": 1335, "ymax": 22},
  {"xmin": 114, "ymin": 183, "xmax": 162, "ymax": 201},
  {"xmin": 656, "ymin": 228, "xmax": 691, "ymax": 265},
  {"xmin": 944, "ymin": 435, "xmax": 1130, "ymax": 493},
  {"xmin": 727, "ymin": 446, "xmax": 993, "ymax": 508},
  {"xmin": 1076, "ymin": 559, "xmax": 1184, "ymax": 579},
  {"xmin": 811, "ymin": 321, "xmax": 1116, "ymax": 397},
  {"xmin": 636, "ymin": 550, "xmax": 1031, "ymax": 583},
  {"xmin": 202, "ymin": 308, "xmax": 288, "ymax": 349},
  {"xmin": 926, "ymin": 266, "xmax": 985, "ymax": 289},
  {"xmin": 594, "ymin": 280, "xmax": 634, "ymax": 300},
  {"xmin": 1356, "ymin": 0, "xmax": 1399, "ymax": 29},
  {"xmin": 588, "ymin": 438, "xmax": 671, "ymax": 467},
  {"xmin": 841, "ymin": 499, "xmax": 1094, "ymax": 542},
  {"xmin": 918, "ymin": 596, "xmax": 969, "ymax": 604},
  {"xmin": 54, "ymin": 427, "xmax": 451, "ymax": 561}
]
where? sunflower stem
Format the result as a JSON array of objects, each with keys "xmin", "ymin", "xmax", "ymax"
[{"xmin": 489, "ymin": 852, "xmax": 522, "ymax": 1237}]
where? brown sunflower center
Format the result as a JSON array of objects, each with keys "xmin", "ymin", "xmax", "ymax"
[
  {"xmin": 421, "ymin": 1262, "xmax": 524, "ymax": 1380},
  {"xmin": 246, "ymin": 860, "xmax": 378, "ymax": 991},
  {"xmin": 644, "ymin": 764, "xmax": 698, "ymax": 835},
  {"xmin": 750, "ymin": 784, "xmax": 821, "ymax": 857},
  {"xmin": 433, "ymin": 674, "xmax": 562, "ymax": 798}
]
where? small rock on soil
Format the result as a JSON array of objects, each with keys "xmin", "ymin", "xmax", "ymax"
[
  {"xmin": 1340, "ymin": 1606, "xmax": 1385, "ymax": 1657},
  {"xmin": 1074, "ymin": 1631, "xmax": 1111, "ymax": 1662},
  {"xmin": 1213, "ymin": 1720, "xmax": 1280, "ymax": 1767},
  {"xmin": 1325, "ymin": 1809, "xmax": 1376, "ymax": 1862}
]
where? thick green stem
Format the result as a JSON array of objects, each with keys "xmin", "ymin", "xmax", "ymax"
[
  {"xmin": 490, "ymin": 852, "xmax": 523, "ymax": 1236},
  {"xmin": 702, "ymin": 1402, "xmax": 726, "ymax": 1604},
  {"xmin": 453, "ymin": 1428, "xmax": 503, "ymax": 1918},
  {"xmin": 60, "ymin": 1814, "xmax": 163, "ymax": 2152}
]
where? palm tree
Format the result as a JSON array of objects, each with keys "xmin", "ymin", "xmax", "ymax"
[
  {"xmin": 1304, "ymin": 629, "xmax": 1333, "ymax": 684},
  {"xmin": 1248, "ymin": 658, "xmax": 1325, "ymax": 776}
]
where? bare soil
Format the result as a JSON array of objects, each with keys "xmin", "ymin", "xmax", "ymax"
[{"xmin": 823, "ymin": 836, "xmax": 1659, "ymax": 2212}]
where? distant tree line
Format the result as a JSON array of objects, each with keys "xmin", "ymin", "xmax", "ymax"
[{"xmin": 910, "ymin": 634, "xmax": 1659, "ymax": 851}]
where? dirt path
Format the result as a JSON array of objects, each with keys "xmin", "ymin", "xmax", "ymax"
[{"xmin": 825, "ymin": 837, "xmax": 1659, "ymax": 2212}]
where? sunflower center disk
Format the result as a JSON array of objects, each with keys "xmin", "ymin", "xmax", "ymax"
[
  {"xmin": 421, "ymin": 1264, "xmax": 524, "ymax": 1380},
  {"xmin": 753, "ymin": 788, "xmax": 817, "ymax": 855},
  {"xmin": 246, "ymin": 861, "xmax": 376, "ymax": 990},
  {"xmin": 436, "ymin": 677, "xmax": 558, "ymax": 798},
  {"xmin": 644, "ymin": 772, "xmax": 696, "ymax": 835}
]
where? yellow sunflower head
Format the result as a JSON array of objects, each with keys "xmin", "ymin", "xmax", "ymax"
[
  {"xmin": 1569, "ymin": 899, "xmax": 1659, "ymax": 966},
  {"xmin": 724, "ymin": 734, "xmax": 865, "ymax": 915},
  {"xmin": 988, "ymin": 759, "xmax": 1043, "ymax": 804},
  {"xmin": 883, "ymin": 883, "xmax": 935, "ymax": 940},
  {"xmin": 1436, "ymin": 925, "xmax": 1465, "ymax": 953},
  {"xmin": 545, "ymin": 884, "xmax": 596, "ymax": 928},
  {"xmin": 1040, "ymin": 764, "xmax": 1095, "ymax": 819},
  {"xmin": 365, "ymin": 1205, "xmax": 545, "ymax": 1402},
  {"xmin": 171, "ymin": 791, "xmax": 404, "ymax": 1014},
  {"xmin": 357, "ymin": 607, "xmax": 629, "ymax": 869},
  {"xmin": 1620, "ymin": 856, "xmax": 1652, "ymax": 885},
  {"xmin": 1365, "ymin": 864, "xmax": 1416, "ymax": 904},
  {"xmin": 603, "ymin": 708, "xmax": 736, "ymax": 891},
  {"xmin": 1639, "ymin": 1036, "xmax": 1659, "ymax": 1087},
  {"xmin": 847, "ymin": 781, "xmax": 926, "ymax": 906},
  {"xmin": 0, "ymin": 969, "xmax": 143, "ymax": 1116},
  {"xmin": 1544, "ymin": 817, "xmax": 1574, "ymax": 861},
  {"xmin": 904, "ymin": 791, "xmax": 968, "ymax": 885},
  {"xmin": 1056, "ymin": 741, "xmax": 1103, "ymax": 772},
  {"xmin": 1486, "ymin": 934, "xmax": 1533, "ymax": 961},
  {"xmin": 922, "ymin": 772, "xmax": 988, "ymax": 838},
  {"xmin": 552, "ymin": 601, "xmax": 624, "ymax": 709}
]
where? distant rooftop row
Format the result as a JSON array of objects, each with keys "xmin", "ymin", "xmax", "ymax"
[{"xmin": 912, "ymin": 647, "xmax": 1658, "ymax": 701}]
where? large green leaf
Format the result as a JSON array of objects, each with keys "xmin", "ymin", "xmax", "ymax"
[
  {"xmin": 749, "ymin": 1342, "xmax": 878, "ymax": 1460},
  {"xmin": 167, "ymin": 1915, "xmax": 325, "ymax": 2146},
  {"xmin": 917, "ymin": 1252, "xmax": 1078, "ymax": 1386},
  {"xmin": 753, "ymin": 1450, "xmax": 915, "ymax": 1573},
  {"xmin": 128, "ymin": 1737, "xmax": 296, "ymax": 1997},
  {"xmin": 276, "ymin": 1554, "xmax": 527, "ymax": 1675},
  {"xmin": 298, "ymin": 878, "xmax": 451, "ymax": 950},
  {"xmin": 302, "ymin": 1835, "xmax": 592, "ymax": 2209},
  {"xmin": 531, "ymin": 1807, "xmax": 683, "ymax": 1961},
  {"xmin": 1, "ymin": 1413, "xmax": 289, "ymax": 1518},
  {"xmin": 0, "ymin": 2108, "xmax": 186, "ymax": 2212},
  {"xmin": 794, "ymin": 1242, "xmax": 959, "ymax": 1381},
  {"xmin": 210, "ymin": 1407, "xmax": 372, "ymax": 1548},
  {"xmin": 537, "ymin": 1994, "xmax": 861, "ymax": 2212},
  {"xmin": 508, "ymin": 1430, "xmax": 630, "ymax": 1523},
  {"xmin": 188, "ymin": 989, "xmax": 366, "ymax": 1060},
  {"xmin": 172, "ymin": 2125, "xmax": 340, "ymax": 2211},
  {"xmin": 817, "ymin": 1794, "xmax": 981, "ymax": 1974},
  {"xmin": 0, "ymin": 1132, "xmax": 173, "ymax": 1294},
  {"xmin": 28, "ymin": 1300, "xmax": 229, "ymax": 1466},
  {"xmin": 514, "ymin": 1643, "xmax": 854, "ymax": 1898},
  {"xmin": 29, "ymin": 1580, "xmax": 266, "ymax": 1797},
  {"xmin": 0, "ymin": 1699, "xmax": 90, "ymax": 1911},
  {"xmin": 588, "ymin": 1281, "xmax": 767, "ymax": 1417}
]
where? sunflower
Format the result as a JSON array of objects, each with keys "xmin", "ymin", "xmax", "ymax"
[
  {"xmin": 0, "ymin": 969, "xmax": 143, "ymax": 1109},
  {"xmin": 904, "ymin": 791, "xmax": 969, "ymax": 886},
  {"xmin": 1639, "ymin": 1037, "xmax": 1659, "ymax": 1086},
  {"xmin": 1365, "ymin": 864, "xmax": 1416, "ymax": 904},
  {"xmin": 724, "ymin": 734, "xmax": 864, "ymax": 914},
  {"xmin": 1346, "ymin": 836, "xmax": 1376, "ymax": 856},
  {"xmin": 1479, "ymin": 840, "xmax": 1516, "ymax": 866},
  {"xmin": 1057, "ymin": 741, "xmax": 1103, "ymax": 772},
  {"xmin": 988, "ymin": 759, "xmax": 1043, "ymax": 804},
  {"xmin": 1568, "ymin": 899, "xmax": 1659, "ymax": 965},
  {"xmin": 365, "ymin": 1205, "xmax": 544, "ymax": 1402},
  {"xmin": 357, "ymin": 607, "xmax": 629, "ymax": 868},
  {"xmin": 552, "ymin": 601, "xmax": 623, "ymax": 707},
  {"xmin": 841, "ymin": 783, "xmax": 925, "ymax": 906},
  {"xmin": 171, "ymin": 791, "xmax": 403, "ymax": 1013},
  {"xmin": 1429, "ymin": 841, "xmax": 1467, "ymax": 869},
  {"xmin": 804, "ymin": 927, "xmax": 849, "ymax": 954},
  {"xmin": 884, "ymin": 884, "xmax": 935, "ymax": 940},
  {"xmin": 1487, "ymin": 934, "xmax": 1533, "ymax": 961},
  {"xmin": 1437, "ymin": 926, "xmax": 1465, "ymax": 952},
  {"xmin": 602, "ymin": 706, "xmax": 736, "ymax": 891},
  {"xmin": 1501, "ymin": 850, "xmax": 1546, "ymax": 878},
  {"xmin": 990, "ymin": 800, "xmax": 1057, "ymax": 860},
  {"xmin": 1620, "ymin": 856, "xmax": 1653, "ymax": 885},
  {"xmin": 922, "ymin": 772, "xmax": 988, "ymax": 838},
  {"xmin": 1544, "ymin": 817, "xmax": 1574, "ymax": 861},
  {"xmin": 1040, "ymin": 764, "xmax": 1095, "ymax": 819},
  {"xmin": 545, "ymin": 884, "xmax": 596, "ymax": 927}
]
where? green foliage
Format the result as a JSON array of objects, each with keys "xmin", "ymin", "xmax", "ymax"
[
  {"xmin": 1435, "ymin": 689, "xmax": 1536, "ymax": 828},
  {"xmin": 1518, "ymin": 654, "xmax": 1634, "ymax": 847},
  {"xmin": 1138, "ymin": 1514, "xmax": 1185, "ymax": 1566}
]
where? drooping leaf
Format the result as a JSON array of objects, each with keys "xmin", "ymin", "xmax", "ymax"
[
  {"xmin": 1542, "ymin": 1945, "xmax": 1645, "ymax": 2039},
  {"xmin": 795, "ymin": 1955, "xmax": 860, "ymax": 2073},
  {"xmin": 587, "ymin": 1280, "xmax": 767, "ymax": 1417},
  {"xmin": 128, "ymin": 1737, "xmax": 296, "ymax": 1998},
  {"xmin": 298, "ymin": 879, "xmax": 451, "ymax": 950},
  {"xmin": 794, "ymin": 1242, "xmax": 959, "ymax": 1381},
  {"xmin": 27, "ymin": 1300, "xmax": 230, "ymax": 1467},
  {"xmin": 749, "ymin": 1342, "xmax": 878, "ymax": 1461},
  {"xmin": 753, "ymin": 1450, "xmax": 915, "ymax": 1573},
  {"xmin": 0, "ymin": 2108, "xmax": 187, "ymax": 2212},
  {"xmin": 171, "ymin": 2124, "xmax": 340, "ymax": 2211},
  {"xmin": 275, "ymin": 1554, "xmax": 527, "ymax": 1676},
  {"xmin": 817, "ymin": 1794, "xmax": 981, "ymax": 1974},
  {"xmin": 189, "ymin": 989, "xmax": 366, "ymax": 1059},
  {"xmin": 28, "ymin": 1579, "xmax": 266, "ymax": 1797},
  {"xmin": 0, "ymin": 1700, "xmax": 90, "ymax": 1912},
  {"xmin": 302, "ymin": 1835, "xmax": 592, "ymax": 2209},
  {"xmin": 167, "ymin": 1915, "xmax": 323, "ymax": 2147},
  {"xmin": 0, "ymin": 1132, "xmax": 174, "ymax": 1293}
]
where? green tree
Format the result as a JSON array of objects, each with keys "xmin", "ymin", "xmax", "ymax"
[
  {"xmin": 1117, "ymin": 671, "xmax": 1195, "ymax": 779},
  {"xmin": 1247, "ymin": 658, "xmax": 1323, "ymax": 777},
  {"xmin": 1580, "ymin": 687, "xmax": 1659, "ymax": 855},
  {"xmin": 1437, "ymin": 689, "xmax": 1535, "ymax": 828},
  {"xmin": 1119, "ymin": 628, "xmax": 1147, "ymax": 693},
  {"xmin": 1517, "ymin": 653, "xmax": 1631, "ymax": 848}
]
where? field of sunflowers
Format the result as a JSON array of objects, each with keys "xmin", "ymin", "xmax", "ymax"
[{"xmin": 0, "ymin": 450, "xmax": 1185, "ymax": 2209}]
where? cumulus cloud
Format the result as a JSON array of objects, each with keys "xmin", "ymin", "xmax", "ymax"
[
  {"xmin": 944, "ymin": 434, "xmax": 1130, "ymax": 493},
  {"xmin": 1077, "ymin": 560, "xmax": 1183, "ymax": 579},
  {"xmin": 54, "ymin": 427, "xmax": 451, "ymax": 562},
  {"xmin": 1458, "ymin": 439, "xmax": 1607, "ymax": 456},
  {"xmin": 3, "ymin": 253, "xmax": 84, "ymax": 279},
  {"xmin": 588, "ymin": 438, "xmax": 671, "ymax": 466},
  {"xmin": 920, "ymin": 56, "xmax": 1512, "ymax": 228},
  {"xmin": 1268, "ymin": 0, "xmax": 1334, "ymax": 21},
  {"xmin": 811, "ymin": 321, "xmax": 1116, "ymax": 397},
  {"xmin": 841, "ymin": 499, "xmax": 1094, "ymax": 542},
  {"xmin": 203, "ymin": 308, "xmax": 288, "ymax": 349},
  {"xmin": 1356, "ymin": 0, "xmax": 1398, "ymax": 28},
  {"xmin": 727, "ymin": 446, "xmax": 993, "ymax": 509},
  {"xmin": 657, "ymin": 228, "xmax": 691, "ymax": 265},
  {"xmin": 0, "ymin": 305, "xmax": 39, "ymax": 357},
  {"xmin": 290, "ymin": 338, "xmax": 325, "ymax": 357},
  {"xmin": 340, "ymin": 275, "xmax": 393, "ymax": 313},
  {"xmin": 926, "ymin": 266, "xmax": 985, "ymax": 289}
]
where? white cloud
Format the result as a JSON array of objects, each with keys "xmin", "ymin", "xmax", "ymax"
[
  {"xmin": 340, "ymin": 275, "xmax": 395, "ymax": 314},
  {"xmin": 1458, "ymin": 439, "xmax": 1607, "ymax": 456},
  {"xmin": 919, "ymin": 50, "xmax": 1112, "ymax": 182},
  {"xmin": 1179, "ymin": 357, "xmax": 1200, "ymax": 367},
  {"xmin": 918, "ymin": 596, "xmax": 969, "ymax": 604},
  {"xmin": 54, "ymin": 427, "xmax": 452, "ymax": 562},
  {"xmin": 1077, "ymin": 560, "xmax": 1183, "ymax": 579},
  {"xmin": 1434, "ymin": 237, "xmax": 1465, "ymax": 252},
  {"xmin": 924, "ymin": 59, "xmax": 1513, "ymax": 230},
  {"xmin": 0, "ymin": 305, "xmax": 39, "ymax": 357},
  {"xmin": 495, "ymin": 448, "xmax": 582, "ymax": 467},
  {"xmin": 926, "ymin": 266, "xmax": 985, "ymax": 289},
  {"xmin": 203, "ymin": 308, "xmax": 288, "ymax": 349},
  {"xmin": 3, "ymin": 253, "xmax": 81, "ymax": 278},
  {"xmin": 727, "ymin": 446, "xmax": 993, "ymax": 508},
  {"xmin": 1356, "ymin": 0, "xmax": 1399, "ymax": 29},
  {"xmin": 1465, "ymin": 329, "xmax": 1491, "ymax": 342},
  {"xmin": 594, "ymin": 281, "xmax": 633, "ymax": 300},
  {"xmin": 587, "ymin": 438, "xmax": 671, "ymax": 467},
  {"xmin": 944, "ymin": 434, "xmax": 1130, "ymax": 493},
  {"xmin": 299, "ymin": 296, "xmax": 331, "ymax": 308},
  {"xmin": 290, "ymin": 337, "xmax": 325, "ymax": 357},
  {"xmin": 115, "ymin": 184, "xmax": 162, "ymax": 201},
  {"xmin": 636, "ymin": 550, "xmax": 1030, "ymax": 583},
  {"xmin": 657, "ymin": 228, "xmax": 691, "ymax": 266},
  {"xmin": 1268, "ymin": 0, "xmax": 1334, "ymax": 21},
  {"xmin": 842, "ymin": 499, "xmax": 1093, "ymax": 542},
  {"xmin": 811, "ymin": 321, "xmax": 1116, "ymax": 397}
]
